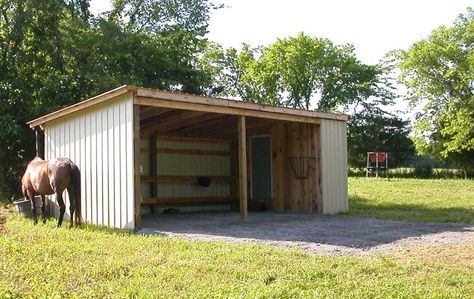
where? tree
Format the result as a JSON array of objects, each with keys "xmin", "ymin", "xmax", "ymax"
[
  {"xmin": 0, "ymin": 0, "xmax": 219, "ymax": 199},
  {"xmin": 212, "ymin": 33, "xmax": 389, "ymax": 112},
  {"xmin": 397, "ymin": 8, "xmax": 474, "ymax": 175},
  {"xmin": 348, "ymin": 108, "xmax": 415, "ymax": 168}
]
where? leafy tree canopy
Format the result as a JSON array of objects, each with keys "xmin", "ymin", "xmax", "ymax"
[
  {"xmin": 205, "ymin": 32, "xmax": 392, "ymax": 112},
  {"xmin": 0, "ymin": 0, "xmax": 219, "ymax": 199},
  {"xmin": 397, "ymin": 8, "xmax": 474, "ymax": 173},
  {"xmin": 348, "ymin": 107, "xmax": 415, "ymax": 169}
]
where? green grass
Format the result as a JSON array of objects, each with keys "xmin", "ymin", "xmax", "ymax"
[
  {"xmin": 0, "ymin": 215, "xmax": 473, "ymax": 298},
  {"xmin": 347, "ymin": 178, "xmax": 474, "ymax": 224}
]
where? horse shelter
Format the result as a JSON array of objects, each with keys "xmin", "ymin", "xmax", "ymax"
[{"xmin": 27, "ymin": 85, "xmax": 349, "ymax": 230}]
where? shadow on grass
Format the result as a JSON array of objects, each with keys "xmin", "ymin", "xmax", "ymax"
[
  {"xmin": 347, "ymin": 195, "xmax": 474, "ymax": 225},
  {"xmin": 140, "ymin": 209, "xmax": 473, "ymax": 250}
]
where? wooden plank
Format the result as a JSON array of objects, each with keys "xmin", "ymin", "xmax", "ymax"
[
  {"xmin": 229, "ymin": 139, "xmax": 238, "ymax": 211},
  {"xmin": 140, "ymin": 148, "xmax": 229, "ymax": 156},
  {"xmin": 149, "ymin": 134, "xmax": 157, "ymax": 214},
  {"xmin": 312, "ymin": 124, "xmax": 323, "ymax": 212},
  {"xmin": 133, "ymin": 104, "xmax": 142, "ymax": 229},
  {"xmin": 141, "ymin": 112, "xmax": 226, "ymax": 136},
  {"xmin": 136, "ymin": 88, "xmax": 348, "ymax": 121},
  {"xmin": 142, "ymin": 196, "xmax": 233, "ymax": 205},
  {"xmin": 135, "ymin": 96, "xmax": 322, "ymax": 124},
  {"xmin": 140, "ymin": 107, "xmax": 171, "ymax": 121},
  {"xmin": 28, "ymin": 85, "xmax": 134, "ymax": 127},
  {"xmin": 141, "ymin": 175, "xmax": 232, "ymax": 184},
  {"xmin": 156, "ymin": 135, "xmax": 229, "ymax": 144},
  {"xmin": 302, "ymin": 123, "xmax": 312, "ymax": 213},
  {"xmin": 271, "ymin": 122, "xmax": 288, "ymax": 211},
  {"xmin": 238, "ymin": 116, "xmax": 248, "ymax": 219},
  {"xmin": 141, "ymin": 110, "xmax": 203, "ymax": 131}
]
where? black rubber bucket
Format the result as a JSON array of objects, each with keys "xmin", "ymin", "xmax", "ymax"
[
  {"xmin": 197, "ymin": 176, "xmax": 211, "ymax": 187},
  {"xmin": 13, "ymin": 197, "xmax": 42, "ymax": 218}
]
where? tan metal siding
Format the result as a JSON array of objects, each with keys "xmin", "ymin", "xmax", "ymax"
[
  {"xmin": 139, "ymin": 139, "xmax": 231, "ymax": 200},
  {"xmin": 320, "ymin": 119, "xmax": 348, "ymax": 214},
  {"xmin": 156, "ymin": 140, "xmax": 230, "ymax": 198},
  {"xmin": 44, "ymin": 92, "xmax": 135, "ymax": 229}
]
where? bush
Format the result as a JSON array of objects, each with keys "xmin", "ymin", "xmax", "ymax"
[
  {"xmin": 348, "ymin": 167, "xmax": 470, "ymax": 179},
  {"xmin": 413, "ymin": 164, "xmax": 433, "ymax": 178}
]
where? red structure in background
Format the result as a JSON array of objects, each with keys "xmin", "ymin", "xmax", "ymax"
[{"xmin": 366, "ymin": 152, "xmax": 388, "ymax": 178}]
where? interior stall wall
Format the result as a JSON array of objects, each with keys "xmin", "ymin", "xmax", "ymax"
[
  {"xmin": 270, "ymin": 122, "xmax": 322, "ymax": 213},
  {"xmin": 44, "ymin": 92, "xmax": 135, "ymax": 229},
  {"xmin": 140, "ymin": 136, "xmax": 231, "ymax": 211},
  {"xmin": 320, "ymin": 119, "xmax": 348, "ymax": 214}
]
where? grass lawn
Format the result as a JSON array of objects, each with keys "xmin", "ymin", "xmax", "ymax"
[
  {"xmin": 347, "ymin": 178, "xmax": 474, "ymax": 224},
  {"xmin": 0, "ymin": 213, "xmax": 473, "ymax": 298}
]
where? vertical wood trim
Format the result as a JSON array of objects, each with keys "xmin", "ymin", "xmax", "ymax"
[
  {"xmin": 314, "ymin": 124, "xmax": 323, "ymax": 212},
  {"xmin": 149, "ymin": 134, "xmax": 157, "ymax": 214},
  {"xmin": 134, "ymin": 105, "xmax": 142, "ymax": 228},
  {"xmin": 271, "ymin": 122, "xmax": 287, "ymax": 211},
  {"xmin": 229, "ymin": 139, "xmax": 238, "ymax": 210},
  {"xmin": 35, "ymin": 127, "xmax": 45, "ymax": 159},
  {"xmin": 238, "ymin": 116, "xmax": 248, "ymax": 219}
]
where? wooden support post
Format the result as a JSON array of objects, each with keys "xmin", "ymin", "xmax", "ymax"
[
  {"xmin": 133, "ymin": 105, "xmax": 142, "ymax": 229},
  {"xmin": 149, "ymin": 134, "xmax": 157, "ymax": 214},
  {"xmin": 238, "ymin": 116, "xmax": 248, "ymax": 219},
  {"xmin": 35, "ymin": 127, "xmax": 44, "ymax": 159}
]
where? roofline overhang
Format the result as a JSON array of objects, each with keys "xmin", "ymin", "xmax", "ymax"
[{"xmin": 27, "ymin": 85, "xmax": 349, "ymax": 128}]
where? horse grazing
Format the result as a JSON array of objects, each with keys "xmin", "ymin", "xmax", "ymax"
[{"xmin": 21, "ymin": 157, "xmax": 81, "ymax": 228}]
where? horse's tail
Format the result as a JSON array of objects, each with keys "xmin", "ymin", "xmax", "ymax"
[{"xmin": 70, "ymin": 163, "xmax": 82, "ymax": 226}]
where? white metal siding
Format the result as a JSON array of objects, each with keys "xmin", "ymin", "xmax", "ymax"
[
  {"xmin": 320, "ymin": 119, "xmax": 348, "ymax": 214},
  {"xmin": 44, "ymin": 92, "xmax": 135, "ymax": 229}
]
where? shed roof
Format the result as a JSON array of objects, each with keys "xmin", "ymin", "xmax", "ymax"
[{"xmin": 27, "ymin": 85, "xmax": 348, "ymax": 128}]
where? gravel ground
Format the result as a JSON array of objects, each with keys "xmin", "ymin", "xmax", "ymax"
[{"xmin": 138, "ymin": 212, "xmax": 474, "ymax": 255}]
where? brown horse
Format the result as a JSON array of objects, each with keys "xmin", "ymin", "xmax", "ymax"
[{"xmin": 21, "ymin": 157, "xmax": 81, "ymax": 227}]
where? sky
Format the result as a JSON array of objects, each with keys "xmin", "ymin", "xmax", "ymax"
[
  {"xmin": 90, "ymin": 0, "xmax": 472, "ymax": 65},
  {"xmin": 90, "ymin": 0, "xmax": 472, "ymax": 114}
]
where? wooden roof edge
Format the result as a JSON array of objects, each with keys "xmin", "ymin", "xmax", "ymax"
[
  {"xmin": 27, "ymin": 85, "xmax": 135, "ymax": 128},
  {"xmin": 27, "ymin": 85, "xmax": 349, "ymax": 128},
  {"xmin": 136, "ymin": 87, "xmax": 349, "ymax": 122}
]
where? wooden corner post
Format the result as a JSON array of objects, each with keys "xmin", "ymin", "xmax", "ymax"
[
  {"xmin": 34, "ymin": 126, "xmax": 45, "ymax": 159},
  {"xmin": 238, "ymin": 116, "xmax": 248, "ymax": 219},
  {"xmin": 133, "ymin": 104, "xmax": 142, "ymax": 229}
]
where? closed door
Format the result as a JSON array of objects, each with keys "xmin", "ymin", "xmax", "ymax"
[{"xmin": 251, "ymin": 136, "xmax": 272, "ymax": 200}]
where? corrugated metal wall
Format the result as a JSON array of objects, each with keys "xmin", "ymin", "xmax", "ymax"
[
  {"xmin": 44, "ymin": 92, "xmax": 135, "ymax": 229},
  {"xmin": 320, "ymin": 119, "xmax": 348, "ymax": 214}
]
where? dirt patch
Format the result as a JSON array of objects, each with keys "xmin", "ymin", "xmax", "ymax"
[
  {"xmin": 394, "ymin": 244, "xmax": 474, "ymax": 267},
  {"xmin": 139, "ymin": 212, "xmax": 474, "ymax": 256}
]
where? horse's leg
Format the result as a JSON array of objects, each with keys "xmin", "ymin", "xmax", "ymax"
[
  {"xmin": 56, "ymin": 192, "xmax": 66, "ymax": 227},
  {"xmin": 67, "ymin": 187, "xmax": 75, "ymax": 228},
  {"xmin": 41, "ymin": 195, "xmax": 47, "ymax": 224},
  {"xmin": 27, "ymin": 190, "xmax": 38, "ymax": 225}
]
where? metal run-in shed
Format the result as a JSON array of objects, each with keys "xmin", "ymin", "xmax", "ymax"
[{"xmin": 28, "ymin": 85, "xmax": 349, "ymax": 230}]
